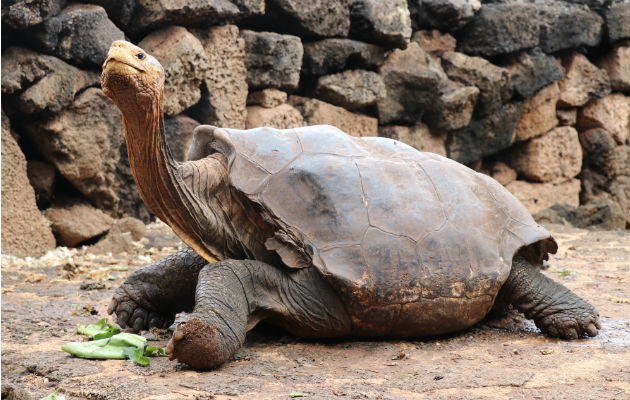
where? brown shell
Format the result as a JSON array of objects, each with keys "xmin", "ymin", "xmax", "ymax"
[{"xmin": 200, "ymin": 125, "xmax": 557, "ymax": 336}]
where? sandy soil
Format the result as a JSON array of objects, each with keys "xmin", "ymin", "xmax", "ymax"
[{"xmin": 2, "ymin": 222, "xmax": 629, "ymax": 400}]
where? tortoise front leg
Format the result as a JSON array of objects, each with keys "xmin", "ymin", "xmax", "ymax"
[
  {"xmin": 497, "ymin": 256, "xmax": 600, "ymax": 339},
  {"xmin": 166, "ymin": 259, "xmax": 351, "ymax": 370},
  {"xmin": 108, "ymin": 247, "xmax": 208, "ymax": 331}
]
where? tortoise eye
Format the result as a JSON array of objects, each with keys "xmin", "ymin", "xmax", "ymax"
[{"xmin": 136, "ymin": 52, "xmax": 145, "ymax": 60}]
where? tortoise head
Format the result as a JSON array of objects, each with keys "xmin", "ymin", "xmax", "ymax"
[{"xmin": 101, "ymin": 40, "xmax": 165, "ymax": 111}]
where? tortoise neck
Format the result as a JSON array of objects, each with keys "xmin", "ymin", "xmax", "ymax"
[{"xmin": 119, "ymin": 91, "xmax": 214, "ymax": 260}]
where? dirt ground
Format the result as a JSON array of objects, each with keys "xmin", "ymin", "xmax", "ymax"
[{"xmin": 2, "ymin": 222, "xmax": 629, "ymax": 400}]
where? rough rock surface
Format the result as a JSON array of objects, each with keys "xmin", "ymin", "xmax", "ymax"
[
  {"xmin": 513, "ymin": 82, "xmax": 560, "ymax": 142},
  {"xmin": 603, "ymin": 2, "xmax": 630, "ymax": 42},
  {"xmin": 290, "ymin": 96, "xmax": 377, "ymax": 137},
  {"xmin": 558, "ymin": 53, "xmax": 611, "ymax": 108},
  {"xmin": 245, "ymin": 104, "xmax": 305, "ymax": 129},
  {"xmin": 123, "ymin": 0, "xmax": 240, "ymax": 36},
  {"xmin": 31, "ymin": 4, "xmax": 124, "ymax": 67},
  {"xmin": 302, "ymin": 38, "xmax": 385, "ymax": 77},
  {"xmin": 506, "ymin": 178, "xmax": 581, "ymax": 215},
  {"xmin": 597, "ymin": 46, "xmax": 630, "ymax": 93},
  {"xmin": 411, "ymin": 30, "xmax": 456, "ymax": 56},
  {"xmin": 22, "ymin": 88, "xmax": 124, "ymax": 211},
  {"xmin": 424, "ymin": 82, "xmax": 478, "ymax": 131},
  {"xmin": 488, "ymin": 161, "xmax": 517, "ymax": 187},
  {"xmin": 2, "ymin": 0, "xmax": 66, "ymax": 29},
  {"xmin": 26, "ymin": 160, "xmax": 56, "ymax": 207},
  {"xmin": 508, "ymin": 126, "xmax": 582, "ymax": 183},
  {"xmin": 577, "ymin": 94, "xmax": 630, "ymax": 145},
  {"xmin": 1, "ymin": 115, "xmax": 56, "ymax": 257},
  {"xmin": 164, "ymin": 115, "xmax": 200, "ymax": 162},
  {"xmin": 247, "ymin": 89, "xmax": 288, "ymax": 108},
  {"xmin": 456, "ymin": 3, "xmax": 539, "ymax": 57},
  {"xmin": 379, "ymin": 124, "xmax": 447, "ymax": 156},
  {"xmin": 1, "ymin": 47, "xmax": 98, "ymax": 114},
  {"xmin": 447, "ymin": 102, "xmax": 522, "ymax": 165},
  {"xmin": 412, "ymin": 0, "xmax": 476, "ymax": 33},
  {"xmin": 140, "ymin": 26, "xmax": 209, "ymax": 116},
  {"xmin": 441, "ymin": 51, "xmax": 512, "ymax": 117},
  {"xmin": 314, "ymin": 70, "xmax": 386, "ymax": 109},
  {"xmin": 377, "ymin": 42, "xmax": 445, "ymax": 124},
  {"xmin": 44, "ymin": 200, "xmax": 113, "ymax": 247},
  {"xmin": 503, "ymin": 47, "xmax": 563, "ymax": 99},
  {"xmin": 88, "ymin": 217, "xmax": 146, "ymax": 255},
  {"xmin": 557, "ymin": 108, "xmax": 577, "ymax": 126},
  {"xmin": 266, "ymin": 0, "xmax": 350, "ymax": 38},
  {"xmin": 241, "ymin": 30, "xmax": 303, "ymax": 90},
  {"xmin": 349, "ymin": 0, "xmax": 412, "ymax": 49},
  {"xmin": 191, "ymin": 25, "xmax": 247, "ymax": 129},
  {"xmin": 534, "ymin": 200, "xmax": 626, "ymax": 231},
  {"xmin": 536, "ymin": 2, "xmax": 603, "ymax": 54}
]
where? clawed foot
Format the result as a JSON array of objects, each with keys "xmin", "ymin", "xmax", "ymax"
[
  {"xmin": 107, "ymin": 286, "xmax": 174, "ymax": 331},
  {"xmin": 165, "ymin": 315, "xmax": 227, "ymax": 370},
  {"xmin": 535, "ymin": 304, "xmax": 601, "ymax": 340}
]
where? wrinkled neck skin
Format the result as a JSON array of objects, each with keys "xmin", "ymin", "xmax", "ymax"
[{"xmin": 110, "ymin": 82, "xmax": 226, "ymax": 262}]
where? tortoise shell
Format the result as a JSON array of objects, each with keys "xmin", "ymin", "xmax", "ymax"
[{"xmin": 192, "ymin": 125, "xmax": 556, "ymax": 337}]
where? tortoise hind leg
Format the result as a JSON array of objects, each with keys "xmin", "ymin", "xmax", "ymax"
[
  {"xmin": 166, "ymin": 260, "xmax": 351, "ymax": 370},
  {"xmin": 496, "ymin": 255, "xmax": 600, "ymax": 339},
  {"xmin": 108, "ymin": 247, "xmax": 208, "ymax": 331}
]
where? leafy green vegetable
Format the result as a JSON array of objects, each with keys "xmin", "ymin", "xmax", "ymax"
[
  {"xmin": 40, "ymin": 388, "xmax": 66, "ymax": 400},
  {"xmin": 290, "ymin": 392, "xmax": 308, "ymax": 398},
  {"xmin": 124, "ymin": 347, "xmax": 151, "ymax": 366},
  {"xmin": 64, "ymin": 320, "xmax": 167, "ymax": 366},
  {"xmin": 76, "ymin": 318, "xmax": 120, "ymax": 339},
  {"xmin": 62, "ymin": 332, "xmax": 147, "ymax": 360},
  {"xmin": 145, "ymin": 345, "xmax": 167, "ymax": 357}
]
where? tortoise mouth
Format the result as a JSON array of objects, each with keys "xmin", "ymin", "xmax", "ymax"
[{"xmin": 102, "ymin": 58, "xmax": 145, "ymax": 76}]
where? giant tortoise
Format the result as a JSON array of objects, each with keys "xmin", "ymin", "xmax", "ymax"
[{"xmin": 101, "ymin": 41, "xmax": 600, "ymax": 370}]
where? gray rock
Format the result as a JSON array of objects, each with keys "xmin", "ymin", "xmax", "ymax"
[
  {"xmin": 44, "ymin": 199, "xmax": 114, "ymax": 247},
  {"xmin": 534, "ymin": 200, "xmax": 626, "ymax": 231},
  {"xmin": 290, "ymin": 96, "xmax": 378, "ymax": 137},
  {"xmin": 456, "ymin": 3, "xmax": 540, "ymax": 57},
  {"xmin": 139, "ymin": 26, "xmax": 209, "ymax": 116},
  {"xmin": 164, "ymin": 115, "xmax": 200, "ymax": 162},
  {"xmin": 31, "ymin": 4, "xmax": 124, "ymax": 67},
  {"xmin": 302, "ymin": 38, "xmax": 385, "ymax": 77},
  {"xmin": 424, "ymin": 81, "xmax": 479, "ymax": 130},
  {"xmin": 447, "ymin": 102, "xmax": 523, "ymax": 164},
  {"xmin": 191, "ymin": 25, "xmax": 247, "ymax": 129},
  {"xmin": 231, "ymin": 0, "xmax": 265, "ymax": 15},
  {"xmin": 537, "ymin": 2, "xmax": 603, "ymax": 54},
  {"xmin": 441, "ymin": 51, "xmax": 512, "ymax": 117},
  {"xmin": 26, "ymin": 160, "xmax": 56, "ymax": 207},
  {"xmin": 2, "ymin": 0, "xmax": 66, "ymax": 29},
  {"xmin": 124, "ymin": 0, "xmax": 240, "ymax": 36},
  {"xmin": 88, "ymin": 217, "xmax": 147, "ymax": 255},
  {"xmin": 314, "ymin": 70, "xmax": 386, "ymax": 109},
  {"xmin": 557, "ymin": 52, "xmax": 611, "ymax": 108},
  {"xmin": 502, "ymin": 47, "xmax": 564, "ymax": 99},
  {"xmin": 603, "ymin": 1, "xmax": 630, "ymax": 42},
  {"xmin": 411, "ymin": 30, "xmax": 457, "ymax": 56},
  {"xmin": 412, "ymin": 0, "xmax": 475, "ymax": 33},
  {"xmin": 598, "ymin": 46, "xmax": 630, "ymax": 92},
  {"xmin": 22, "ymin": 88, "xmax": 124, "ymax": 212},
  {"xmin": 86, "ymin": 0, "xmax": 135, "ymax": 28},
  {"xmin": 1, "ymin": 113, "xmax": 56, "ymax": 257},
  {"xmin": 1, "ymin": 47, "xmax": 99, "ymax": 114},
  {"xmin": 349, "ymin": 0, "xmax": 412, "ymax": 49},
  {"xmin": 241, "ymin": 30, "xmax": 303, "ymax": 90},
  {"xmin": 580, "ymin": 128, "xmax": 625, "ymax": 178},
  {"xmin": 377, "ymin": 42, "xmax": 446, "ymax": 124},
  {"xmin": 379, "ymin": 124, "xmax": 447, "ymax": 156},
  {"xmin": 247, "ymin": 89, "xmax": 288, "ymax": 108},
  {"xmin": 266, "ymin": 0, "xmax": 350, "ymax": 38},
  {"xmin": 245, "ymin": 104, "xmax": 305, "ymax": 130}
]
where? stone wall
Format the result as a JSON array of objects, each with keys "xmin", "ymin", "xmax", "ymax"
[{"xmin": 2, "ymin": 0, "xmax": 629, "ymax": 254}]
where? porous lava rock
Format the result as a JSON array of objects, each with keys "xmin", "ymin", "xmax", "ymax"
[
  {"xmin": 44, "ymin": 199, "xmax": 114, "ymax": 247},
  {"xmin": 314, "ymin": 70, "xmax": 386, "ymax": 109},
  {"xmin": 349, "ymin": 0, "xmax": 412, "ymax": 49},
  {"xmin": 245, "ymin": 104, "xmax": 305, "ymax": 129},
  {"xmin": 266, "ymin": 0, "xmax": 350, "ymax": 38},
  {"xmin": 302, "ymin": 38, "xmax": 385, "ymax": 77},
  {"xmin": 503, "ymin": 47, "xmax": 564, "ymax": 99},
  {"xmin": 290, "ymin": 96, "xmax": 377, "ymax": 137},
  {"xmin": 379, "ymin": 124, "xmax": 447, "ymax": 156},
  {"xmin": 557, "ymin": 53, "xmax": 611, "ymax": 108}
]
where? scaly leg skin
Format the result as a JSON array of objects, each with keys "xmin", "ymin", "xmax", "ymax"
[
  {"xmin": 497, "ymin": 255, "xmax": 601, "ymax": 339},
  {"xmin": 108, "ymin": 247, "xmax": 209, "ymax": 331},
  {"xmin": 165, "ymin": 259, "xmax": 351, "ymax": 370}
]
